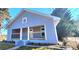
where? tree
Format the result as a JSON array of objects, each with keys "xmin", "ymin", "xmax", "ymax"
[
  {"xmin": 51, "ymin": 8, "xmax": 77, "ymax": 40},
  {"xmin": 0, "ymin": 8, "xmax": 10, "ymax": 35},
  {"xmin": 51, "ymin": 8, "xmax": 71, "ymax": 20},
  {"xmin": 74, "ymin": 20, "xmax": 79, "ymax": 37}
]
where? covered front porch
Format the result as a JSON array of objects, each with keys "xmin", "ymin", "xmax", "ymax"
[{"xmin": 11, "ymin": 25, "xmax": 46, "ymax": 46}]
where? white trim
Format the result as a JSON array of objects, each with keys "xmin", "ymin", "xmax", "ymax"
[
  {"xmin": 28, "ymin": 27, "xmax": 30, "ymax": 40},
  {"xmin": 20, "ymin": 28, "xmax": 22, "ymax": 40},
  {"xmin": 44, "ymin": 24, "xmax": 47, "ymax": 40},
  {"xmin": 53, "ymin": 24, "xmax": 58, "ymax": 43}
]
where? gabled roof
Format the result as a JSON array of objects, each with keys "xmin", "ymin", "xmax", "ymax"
[{"xmin": 7, "ymin": 9, "xmax": 60, "ymax": 28}]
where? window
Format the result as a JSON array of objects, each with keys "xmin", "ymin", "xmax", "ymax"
[
  {"xmin": 22, "ymin": 17, "xmax": 27, "ymax": 24},
  {"xmin": 41, "ymin": 26, "xmax": 44, "ymax": 30},
  {"xmin": 41, "ymin": 32, "xmax": 45, "ymax": 38},
  {"xmin": 11, "ymin": 29, "xmax": 20, "ymax": 39},
  {"xmin": 29, "ymin": 25, "xmax": 45, "ymax": 40}
]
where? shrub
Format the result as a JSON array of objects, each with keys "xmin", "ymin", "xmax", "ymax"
[
  {"xmin": 63, "ymin": 39, "xmax": 78, "ymax": 50},
  {"xmin": 2, "ymin": 40, "xmax": 15, "ymax": 44}
]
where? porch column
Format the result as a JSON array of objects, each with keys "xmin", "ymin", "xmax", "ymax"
[
  {"xmin": 28, "ymin": 27, "xmax": 30, "ymax": 40},
  {"xmin": 20, "ymin": 28, "xmax": 22, "ymax": 40}
]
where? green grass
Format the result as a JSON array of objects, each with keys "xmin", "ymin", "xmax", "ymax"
[
  {"xmin": 16, "ymin": 46, "xmax": 51, "ymax": 50},
  {"xmin": 0, "ymin": 42, "xmax": 14, "ymax": 50}
]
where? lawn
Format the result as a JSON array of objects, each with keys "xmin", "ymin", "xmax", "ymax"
[
  {"xmin": 16, "ymin": 46, "xmax": 51, "ymax": 50},
  {"xmin": 0, "ymin": 41, "xmax": 14, "ymax": 50}
]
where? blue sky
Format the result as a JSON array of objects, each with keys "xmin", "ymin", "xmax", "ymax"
[
  {"xmin": 68, "ymin": 8, "xmax": 79, "ymax": 20},
  {"xmin": 8, "ymin": 8, "xmax": 79, "ymax": 20},
  {"xmin": 1, "ymin": 8, "xmax": 79, "ymax": 35},
  {"xmin": 8, "ymin": 8, "xmax": 53, "ymax": 19}
]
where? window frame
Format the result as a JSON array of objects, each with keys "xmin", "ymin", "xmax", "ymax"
[
  {"xmin": 22, "ymin": 16, "xmax": 27, "ymax": 24},
  {"xmin": 11, "ymin": 28, "xmax": 20, "ymax": 39},
  {"xmin": 29, "ymin": 25, "xmax": 46, "ymax": 40}
]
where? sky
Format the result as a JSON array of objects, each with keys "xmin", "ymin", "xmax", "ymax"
[
  {"xmin": 1, "ymin": 8, "xmax": 79, "ymax": 35},
  {"xmin": 8, "ymin": 8, "xmax": 53, "ymax": 19},
  {"xmin": 9, "ymin": 8, "xmax": 79, "ymax": 19},
  {"xmin": 8, "ymin": 8, "xmax": 79, "ymax": 20},
  {"xmin": 68, "ymin": 8, "xmax": 79, "ymax": 20}
]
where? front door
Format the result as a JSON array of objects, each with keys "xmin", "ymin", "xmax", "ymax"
[{"xmin": 22, "ymin": 28, "xmax": 28, "ymax": 40}]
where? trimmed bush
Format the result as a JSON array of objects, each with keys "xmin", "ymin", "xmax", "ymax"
[{"xmin": 2, "ymin": 40, "xmax": 15, "ymax": 44}]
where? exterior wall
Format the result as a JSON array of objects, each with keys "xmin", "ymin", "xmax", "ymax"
[
  {"xmin": 7, "ymin": 28, "xmax": 12, "ymax": 41},
  {"xmin": 7, "ymin": 12, "xmax": 58, "ymax": 45}
]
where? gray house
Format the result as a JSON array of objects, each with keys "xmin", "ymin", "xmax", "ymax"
[{"xmin": 7, "ymin": 9, "xmax": 60, "ymax": 46}]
